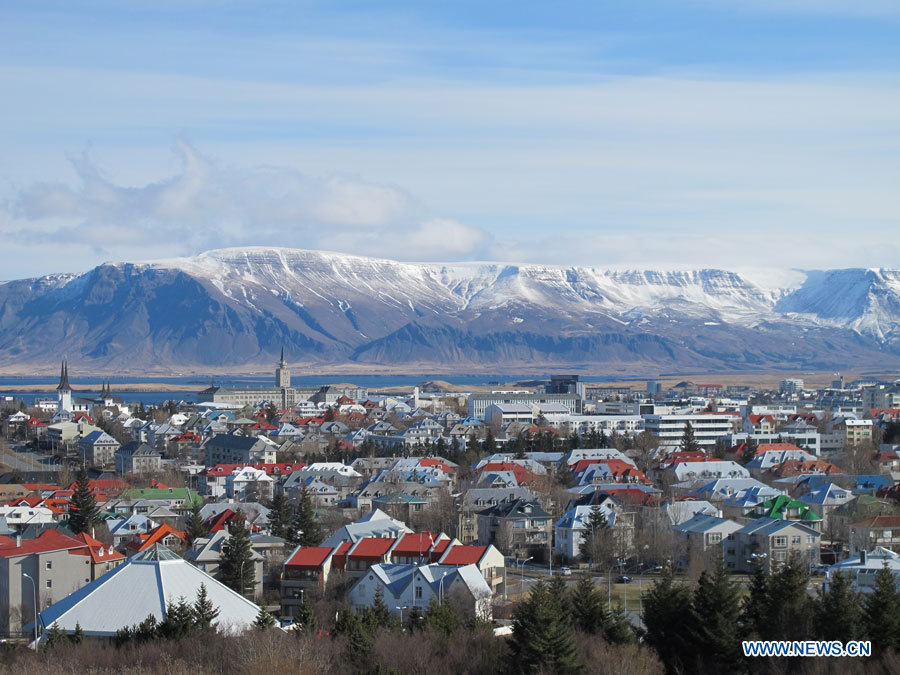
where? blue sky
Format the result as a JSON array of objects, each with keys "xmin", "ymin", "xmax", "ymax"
[{"xmin": 2, "ymin": 1, "xmax": 898, "ymax": 283}]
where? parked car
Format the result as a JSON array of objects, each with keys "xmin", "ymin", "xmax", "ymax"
[
  {"xmin": 616, "ymin": 575, "xmax": 633, "ymax": 584},
  {"xmin": 559, "ymin": 567, "xmax": 572, "ymax": 576}
]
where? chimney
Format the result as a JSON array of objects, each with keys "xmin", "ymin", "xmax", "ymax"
[{"xmin": 16, "ymin": 535, "xmax": 21, "ymax": 547}]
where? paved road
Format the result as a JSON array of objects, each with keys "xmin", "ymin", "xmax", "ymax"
[{"xmin": 0, "ymin": 443, "xmax": 46, "ymax": 472}]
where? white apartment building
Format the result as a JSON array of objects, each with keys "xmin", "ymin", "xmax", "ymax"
[{"xmin": 642, "ymin": 413, "xmax": 735, "ymax": 449}]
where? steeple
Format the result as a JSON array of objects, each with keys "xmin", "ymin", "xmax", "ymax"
[
  {"xmin": 275, "ymin": 346, "xmax": 290, "ymax": 389},
  {"xmin": 57, "ymin": 360, "xmax": 71, "ymax": 391}
]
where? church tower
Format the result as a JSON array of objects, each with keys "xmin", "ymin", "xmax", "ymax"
[
  {"xmin": 275, "ymin": 346, "xmax": 291, "ymax": 389},
  {"xmin": 57, "ymin": 360, "xmax": 72, "ymax": 412}
]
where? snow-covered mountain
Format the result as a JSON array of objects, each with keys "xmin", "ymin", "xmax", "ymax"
[{"xmin": 0, "ymin": 247, "xmax": 897, "ymax": 373}]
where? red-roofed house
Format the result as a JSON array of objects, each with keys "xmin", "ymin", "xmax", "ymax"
[
  {"xmin": 744, "ymin": 414, "xmax": 776, "ymax": 434},
  {"xmin": 282, "ymin": 545, "xmax": 339, "ymax": 608},
  {"xmin": 0, "ymin": 529, "xmax": 126, "ymax": 635},
  {"xmin": 479, "ymin": 462, "xmax": 540, "ymax": 486},
  {"xmin": 438, "ymin": 542, "xmax": 505, "ymax": 593},
  {"xmin": 390, "ymin": 532, "xmax": 444, "ymax": 564},
  {"xmin": 345, "ymin": 537, "xmax": 398, "ymax": 576},
  {"xmin": 124, "ymin": 523, "xmax": 186, "ymax": 555}
]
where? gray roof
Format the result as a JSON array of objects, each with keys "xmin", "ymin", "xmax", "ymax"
[
  {"xmin": 672, "ymin": 513, "xmax": 740, "ymax": 534},
  {"xmin": 38, "ymin": 545, "xmax": 261, "ymax": 636}
]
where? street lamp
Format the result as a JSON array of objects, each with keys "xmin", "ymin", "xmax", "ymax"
[
  {"xmin": 22, "ymin": 573, "xmax": 38, "ymax": 648},
  {"xmin": 395, "ymin": 606, "xmax": 408, "ymax": 626},
  {"xmin": 439, "ymin": 571, "xmax": 448, "ymax": 606},
  {"xmin": 519, "ymin": 556, "xmax": 533, "ymax": 592}
]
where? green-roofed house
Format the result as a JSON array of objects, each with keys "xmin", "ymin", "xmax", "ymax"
[
  {"xmin": 118, "ymin": 487, "xmax": 201, "ymax": 511},
  {"xmin": 744, "ymin": 495, "xmax": 822, "ymax": 531}
]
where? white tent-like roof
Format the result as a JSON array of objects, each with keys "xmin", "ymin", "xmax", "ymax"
[{"xmin": 38, "ymin": 545, "xmax": 261, "ymax": 637}]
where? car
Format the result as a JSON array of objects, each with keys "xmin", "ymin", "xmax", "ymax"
[
  {"xmin": 559, "ymin": 567, "xmax": 572, "ymax": 576},
  {"xmin": 809, "ymin": 566, "xmax": 828, "ymax": 577},
  {"xmin": 616, "ymin": 575, "xmax": 633, "ymax": 584}
]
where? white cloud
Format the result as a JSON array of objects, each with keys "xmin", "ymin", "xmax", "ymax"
[{"xmin": 2, "ymin": 141, "xmax": 493, "ymax": 275}]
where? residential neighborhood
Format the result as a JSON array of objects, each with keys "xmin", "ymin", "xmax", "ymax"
[{"xmin": 2, "ymin": 362, "xmax": 900, "ymax": 673}]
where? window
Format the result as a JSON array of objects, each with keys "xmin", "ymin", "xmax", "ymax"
[
  {"xmin": 415, "ymin": 586, "xmax": 423, "ymax": 599},
  {"xmin": 45, "ymin": 580, "xmax": 52, "ymax": 589},
  {"xmin": 807, "ymin": 536, "xmax": 816, "ymax": 544},
  {"xmin": 791, "ymin": 536, "xmax": 801, "ymax": 545},
  {"xmin": 772, "ymin": 551, "xmax": 787, "ymax": 562},
  {"xmin": 707, "ymin": 533, "xmax": 722, "ymax": 544},
  {"xmin": 45, "ymin": 561, "xmax": 52, "ymax": 570},
  {"xmin": 773, "ymin": 536, "xmax": 787, "ymax": 548}
]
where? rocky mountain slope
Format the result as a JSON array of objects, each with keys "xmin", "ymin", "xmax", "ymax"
[{"xmin": 0, "ymin": 247, "xmax": 897, "ymax": 373}]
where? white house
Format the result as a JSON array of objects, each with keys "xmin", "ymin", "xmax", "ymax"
[{"xmin": 349, "ymin": 562, "xmax": 492, "ymax": 620}]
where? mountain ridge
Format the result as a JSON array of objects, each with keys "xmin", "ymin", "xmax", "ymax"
[{"xmin": 0, "ymin": 247, "xmax": 897, "ymax": 373}]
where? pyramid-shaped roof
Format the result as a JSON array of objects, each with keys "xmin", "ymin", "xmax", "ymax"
[{"xmin": 38, "ymin": 544, "xmax": 260, "ymax": 637}]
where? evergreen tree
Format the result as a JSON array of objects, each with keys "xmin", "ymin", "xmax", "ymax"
[
  {"xmin": 406, "ymin": 605, "xmax": 425, "ymax": 632},
  {"xmin": 184, "ymin": 499, "xmax": 208, "ymax": 547},
  {"xmin": 740, "ymin": 437, "xmax": 759, "ymax": 465},
  {"xmin": 598, "ymin": 429, "xmax": 608, "ymax": 449},
  {"xmin": 424, "ymin": 597, "xmax": 462, "ymax": 636},
  {"xmin": 688, "ymin": 558, "xmax": 743, "ymax": 673},
  {"xmin": 253, "ymin": 607, "xmax": 277, "ymax": 630},
  {"xmin": 289, "ymin": 486, "xmax": 323, "ymax": 547},
  {"xmin": 482, "ymin": 429, "xmax": 496, "ymax": 455},
  {"xmin": 68, "ymin": 466, "xmax": 100, "ymax": 535},
  {"xmin": 363, "ymin": 587, "xmax": 398, "ymax": 633},
  {"xmin": 740, "ymin": 560, "xmax": 769, "ymax": 639},
  {"xmin": 509, "ymin": 580, "xmax": 582, "ymax": 675},
  {"xmin": 602, "ymin": 607, "xmax": 635, "ymax": 645},
  {"xmin": 862, "ymin": 562, "xmax": 900, "ymax": 652},
  {"xmin": 571, "ymin": 576, "xmax": 605, "ymax": 634},
  {"xmin": 642, "ymin": 567, "xmax": 694, "ymax": 675},
  {"xmin": 557, "ymin": 458, "xmax": 576, "ymax": 488},
  {"xmin": 268, "ymin": 490, "xmax": 293, "ymax": 540},
  {"xmin": 158, "ymin": 597, "xmax": 196, "ymax": 639},
  {"xmin": 43, "ymin": 622, "xmax": 65, "ymax": 649},
  {"xmin": 816, "ymin": 571, "xmax": 861, "ymax": 642},
  {"xmin": 219, "ymin": 516, "xmax": 256, "ymax": 597},
  {"xmin": 579, "ymin": 505, "xmax": 611, "ymax": 564},
  {"xmin": 192, "ymin": 583, "xmax": 220, "ymax": 632},
  {"xmin": 548, "ymin": 575, "xmax": 572, "ymax": 627},
  {"xmin": 71, "ymin": 622, "xmax": 85, "ymax": 644},
  {"xmin": 765, "ymin": 554, "xmax": 815, "ymax": 641},
  {"xmin": 333, "ymin": 607, "xmax": 360, "ymax": 637},
  {"xmin": 679, "ymin": 421, "xmax": 700, "ymax": 453},
  {"xmin": 293, "ymin": 592, "xmax": 318, "ymax": 633}
]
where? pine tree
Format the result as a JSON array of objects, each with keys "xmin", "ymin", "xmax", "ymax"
[
  {"xmin": 424, "ymin": 597, "xmax": 462, "ymax": 636},
  {"xmin": 679, "ymin": 421, "xmax": 700, "ymax": 453},
  {"xmin": 816, "ymin": 571, "xmax": 861, "ymax": 642},
  {"xmin": 192, "ymin": 583, "xmax": 220, "ymax": 632},
  {"xmin": 509, "ymin": 580, "xmax": 582, "ymax": 675},
  {"xmin": 406, "ymin": 605, "xmax": 425, "ymax": 632},
  {"xmin": 363, "ymin": 587, "xmax": 398, "ymax": 632},
  {"xmin": 579, "ymin": 505, "xmax": 611, "ymax": 564},
  {"xmin": 740, "ymin": 437, "xmax": 758, "ymax": 465},
  {"xmin": 642, "ymin": 567, "xmax": 694, "ymax": 674},
  {"xmin": 602, "ymin": 607, "xmax": 635, "ymax": 645},
  {"xmin": 765, "ymin": 554, "xmax": 815, "ymax": 641},
  {"xmin": 68, "ymin": 466, "xmax": 100, "ymax": 535},
  {"xmin": 688, "ymin": 558, "xmax": 743, "ymax": 672},
  {"xmin": 557, "ymin": 459, "xmax": 576, "ymax": 488},
  {"xmin": 293, "ymin": 592, "xmax": 318, "ymax": 633},
  {"xmin": 862, "ymin": 562, "xmax": 900, "ymax": 652},
  {"xmin": 71, "ymin": 622, "xmax": 85, "ymax": 644},
  {"xmin": 548, "ymin": 575, "xmax": 572, "ymax": 627},
  {"xmin": 219, "ymin": 516, "xmax": 256, "ymax": 597},
  {"xmin": 740, "ymin": 559, "xmax": 769, "ymax": 639},
  {"xmin": 43, "ymin": 622, "xmax": 65, "ymax": 649},
  {"xmin": 253, "ymin": 607, "xmax": 277, "ymax": 630},
  {"xmin": 289, "ymin": 486, "xmax": 323, "ymax": 547},
  {"xmin": 571, "ymin": 576, "xmax": 605, "ymax": 634},
  {"xmin": 159, "ymin": 597, "xmax": 196, "ymax": 639},
  {"xmin": 184, "ymin": 499, "xmax": 208, "ymax": 547},
  {"xmin": 268, "ymin": 490, "xmax": 293, "ymax": 540}
]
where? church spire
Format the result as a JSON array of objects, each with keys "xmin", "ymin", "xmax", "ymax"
[
  {"xmin": 280, "ymin": 345, "xmax": 286, "ymax": 367},
  {"xmin": 57, "ymin": 360, "xmax": 71, "ymax": 391}
]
